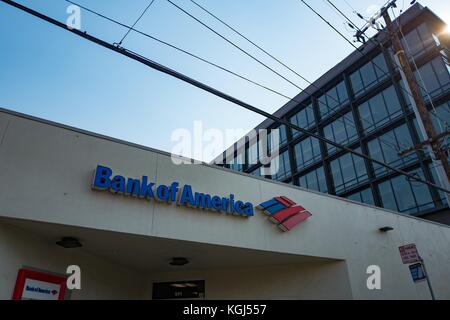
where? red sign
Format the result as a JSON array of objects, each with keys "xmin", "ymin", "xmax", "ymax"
[
  {"xmin": 12, "ymin": 269, "xmax": 67, "ymax": 300},
  {"xmin": 399, "ymin": 244, "xmax": 420, "ymax": 264}
]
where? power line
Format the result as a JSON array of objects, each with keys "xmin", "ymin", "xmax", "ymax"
[
  {"xmin": 392, "ymin": 7, "xmax": 447, "ymax": 132},
  {"xmin": 66, "ymin": 0, "xmax": 411, "ymax": 169},
  {"xmin": 66, "ymin": 0, "xmax": 401, "ymax": 154},
  {"xmin": 117, "ymin": 0, "xmax": 157, "ymax": 46},
  {"xmin": 300, "ymin": 1, "xmax": 449, "ymax": 150},
  {"xmin": 326, "ymin": 0, "xmax": 449, "ymax": 124},
  {"xmin": 2, "ymin": 0, "xmax": 448, "ymax": 194},
  {"xmin": 188, "ymin": 0, "xmax": 314, "ymax": 89},
  {"xmin": 342, "ymin": 0, "xmax": 359, "ymax": 15},
  {"xmin": 174, "ymin": 0, "xmax": 401, "ymax": 154},
  {"xmin": 176, "ymin": 0, "xmax": 409, "ymax": 157},
  {"xmin": 66, "ymin": 0, "xmax": 404, "ymax": 157},
  {"xmin": 299, "ymin": 0, "xmax": 358, "ymax": 50},
  {"xmin": 64, "ymin": 0, "xmax": 299, "ymax": 102},
  {"xmin": 325, "ymin": 0, "xmax": 358, "ymax": 29},
  {"xmin": 165, "ymin": 0, "xmax": 305, "ymax": 93}
]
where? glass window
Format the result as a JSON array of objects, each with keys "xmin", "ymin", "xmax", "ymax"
[
  {"xmin": 323, "ymin": 112, "xmax": 358, "ymax": 154},
  {"xmin": 415, "ymin": 56, "xmax": 450, "ymax": 100},
  {"xmin": 378, "ymin": 169, "xmax": 434, "ymax": 214},
  {"xmin": 400, "ymin": 23, "xmax": 434, "ymax": 58},
  {"xmin": 430, "ymin": 102, "xmax": 450, "ymax": 135},
  {"xmin": 229, "ymin": 152, "xmax": 244, "ymax": 172},
  {"xmin": 278, "ymin": 125, "xmax": 288, "ymax": 146},
  {"xmin": 298, "ymin": 166, "xmax": 328, "ymax": 193},
  {"xmin": 351, "ymin": 53, "xmax": 389, "ymax": 96},
  {"xmin": 350, "ymin": 71, "xmax": 363, "ymax": 96},
  {"xmin": 271, "ymin": 150, "xmax": 291, "ymax": 181},
  {"xmin": 330, "ymin": 149, "xmax": 368, "ymax": 193},
  {"xmin": 429, "ymin": 163, "xmax": 448, "ymax": 207},
  {"xmin": 401, "ymin": 28, "xmax": 422, "ymax": 58},
  {"xmin": 266, "ymin": 126, "xmax": 287, "ymax": 154},
  {"xmin": 249, "ymin": 167, "xmax": 261, "ymax": 177},
  {"xmin": 358, "ymin": 86, "xmax": 403, "ymax": 133},
  {"xmin": 294, "ymin": 137, "xmax": 322, "ymax": 170},
  {"xmin": 247, "ymin": 142, "xmax": 259, "ymax": 166},
  {"xmin": 367, "ymin": 124, "xmax": 417, "ymax": 177},
  {"xmin": 290, "ymin": 103, "xmax": 315, "ymax": 138},
  {"xmin": 346, "ymin": 188, "xmax": 375, "ymax": 206},
  {"xmin": 318, "ymin": 80, "xmax": 349, "ymax": 118}
]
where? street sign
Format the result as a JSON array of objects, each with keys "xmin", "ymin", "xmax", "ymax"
[
  {"xmin": 409, "ymin": 263, "xmax": 427, "ymax": 283},
  {"xmin": 398, "ymin": 243, "xmax": 435, "ymax": 300},
  {"xmin": 399, "ymin": 243, "xmax": 420, "ymax": 264}
]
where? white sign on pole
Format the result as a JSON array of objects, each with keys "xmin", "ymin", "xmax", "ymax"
[{"xmin": 399, "ymin": 243, "xmax": 420, "ymax": 264}]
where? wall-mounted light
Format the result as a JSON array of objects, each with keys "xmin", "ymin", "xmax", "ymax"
[
  {"xmin": 379, "ymin": 226, "xmax": 394, "ymax": 233},
  {"xmin": 56, "ymin": 237, "xmax": 82, "ymax": 248},
  {"xmin": 169, "ymin": 257, "xmax": 189, "ymax": 266}
]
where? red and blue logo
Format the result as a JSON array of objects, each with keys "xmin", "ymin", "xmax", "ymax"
[{"xmin": 257, "ymin": 197, "xmax": 312, "ymax": 232}]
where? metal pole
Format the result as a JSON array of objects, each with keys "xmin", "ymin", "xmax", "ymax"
[{"xmin": 420, "ymin": 257, "xmax": 436, "ymax": 300}]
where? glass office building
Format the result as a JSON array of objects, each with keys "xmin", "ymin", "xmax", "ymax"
[{"xmin": 216, "ymin": 4, "xmax": 450, "ymax": 223}]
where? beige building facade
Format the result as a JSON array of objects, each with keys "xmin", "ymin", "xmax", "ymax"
[{"xmin": 0, "ymin": 108, "xmax": 449, "ymax": 300}]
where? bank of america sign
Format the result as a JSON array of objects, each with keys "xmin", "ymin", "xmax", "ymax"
[{"xmin": 257, "ymin": 197, "xmax": 312, "ymax": 232}]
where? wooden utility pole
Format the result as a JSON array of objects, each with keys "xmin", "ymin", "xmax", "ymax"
[{"xmin": 382, "ymin": 9, "xmax": 450, "ymax": 199}]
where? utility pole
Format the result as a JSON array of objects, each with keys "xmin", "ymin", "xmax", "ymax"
[{"xmin": 357, "ymin": 0, "xmax": 450, "ymax": 202}]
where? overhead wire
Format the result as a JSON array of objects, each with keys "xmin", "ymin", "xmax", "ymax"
[
  {"xmin": 176, "ymin": 0, "xmax": 410, "ymax": 158},
  {"xmin": 2, "ymin": 0, "xmax": 448, "ymax": 193},
  {"xmin": 117, "ymin": 0, "xmax": 157, "ymax": 46},
  {"xmin": 392, "ymin": 7, "xmax": 448, "ymax": 132},
  {"xmin": 301, "ymin": 0, "xmax": 450, "ymax": 152}
]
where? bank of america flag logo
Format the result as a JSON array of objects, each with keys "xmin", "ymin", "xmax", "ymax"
[{"xmin": 257, "ymin": 197, "xmax": 312, "ymax": 232}]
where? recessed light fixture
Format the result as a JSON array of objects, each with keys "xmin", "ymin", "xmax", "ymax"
[
  {"xmin": 56, "ymin": 237, "xmax": 82, "ymax": 248},
  {"xmin": 379, "ymin": 226, "xmax": 394, "ymax": 232},
  {"xmin": 184, "ymin": 283, "xmax": 198, "ymax": 288},
  {"xmin": 169, "ymin": 257, "xmax": 189, "ymax": 266}
]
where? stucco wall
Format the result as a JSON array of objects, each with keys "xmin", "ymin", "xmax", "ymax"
[{"xmin": 150, "ymin": 262, "xmax": 353, "ymax": 300}]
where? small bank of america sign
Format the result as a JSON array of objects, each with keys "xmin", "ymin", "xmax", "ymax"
[{"xmin": 257, "ymin": 197, "xmax": 312, "ymax": 232}]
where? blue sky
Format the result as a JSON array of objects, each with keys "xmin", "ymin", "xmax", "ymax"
[{"xmin": 1, "ymin": 0, "xmax": 449, "ymax": 161}]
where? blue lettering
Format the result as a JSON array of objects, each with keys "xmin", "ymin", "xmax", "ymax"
[
  {"xmin": 179, "ymin": 185, "xmax": 194, "ymax": 206},
  {"xmin": 92, "ymin": 165, "xmax": 112, "ymax": 190},
  {"xmin": 140, "ymin": 176, "xmax": 154, "ymax": 199},
  {"xmin": 169, "ymin": 182, "xmax": 179, "ymax": 202},
  {"xmin": 221, "ymin": 197, "xmax": 229, "ymax": 211},
  {"xmin": 156, "ymin": 185, "xmax": 169, "ymax": 201},
  {"xmin": 242, "ymin": 202, "xmax": 254, "ymax": 217},
  {"xmin": 211, "ymin": 196, "xmax": 222, "ymax": 211},
  {"xmin": 111, "ymin": 175, "xmax": 125, "ymax": 194},
  {"xmin": 91, "ymin": 166, "xmax": 254, "ymax": 218},
  {"xmin": 195, "ymin": 193, "xmax": 212, "ymax": 209},
  {"xmin": 229, "ymin": 194, "xmax": 235, "ymax": 214},
  {"xmin": 234, "ymin": 200, "xmax": 244, "ymax": 215},
  {"xmin": 126, "ymin": 178, "xmax": 141, "ymax": 197}
]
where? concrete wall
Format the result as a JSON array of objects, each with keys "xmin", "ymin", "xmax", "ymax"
[
  {"xmin": 150, "ymin": 262, "xmax": 353, "ymax": 300},
  {"xmin": 0, "ymin": 222, "xmax": 148, "ymax": 300},
  {"xmin": 1, "ymin": 109, "xmax": 450, "ymax": 299}
]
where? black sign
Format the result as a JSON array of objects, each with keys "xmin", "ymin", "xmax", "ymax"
[{"xmin": 152, "ymin": 280, "xmax": 205, "ymax": 300}]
